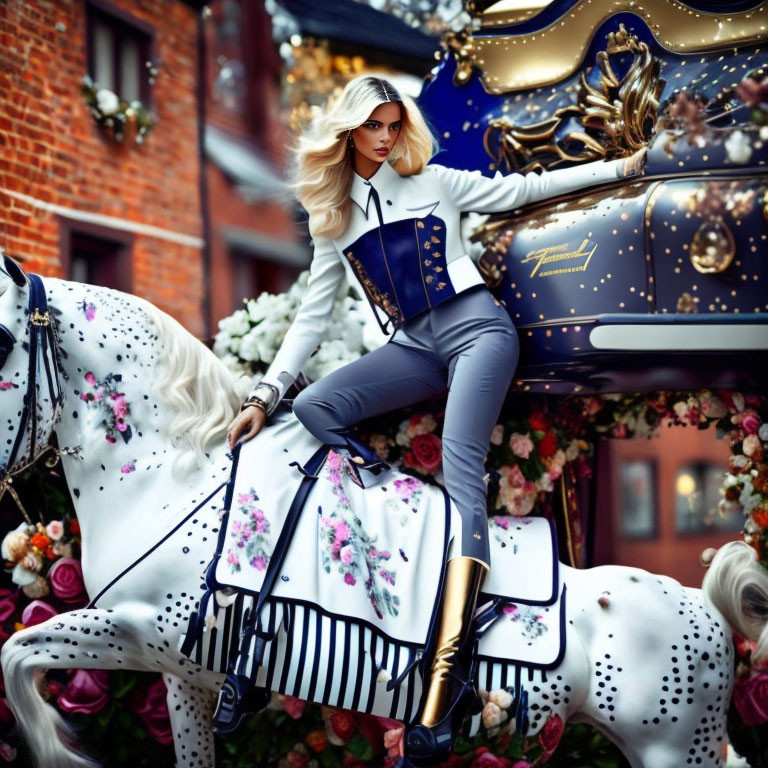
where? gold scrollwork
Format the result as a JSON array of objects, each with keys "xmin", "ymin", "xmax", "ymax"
[
  {"xmin": 483, "ymin": 23, "xmax": 661, "ymax": 173},
  {"xmin": 344, "ymin": 251, "xmax": 401, "ymax": 323},
  {"xmin": 470, "ymin": 0, "xmax": 768, "ymax": 93}
]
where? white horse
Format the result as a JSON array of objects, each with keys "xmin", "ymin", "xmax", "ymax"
[{"xmin": 0, "ymin": 254, "xmax": 767, "ymax": 768}]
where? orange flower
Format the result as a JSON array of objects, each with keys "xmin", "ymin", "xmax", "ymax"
[
  {"xmin": 305, "ymin": 730, "xmax": 327, "ymax": 753},
  {"xmin": 752, "ymin": 508, "xmax": 768, "ymax": 529},
  {"xmin": 45, "ymin": 546, "xmax": 55, "ymax": 560},
  {"xmin": 30, "ymin": 533, "xmax": 51, "ymax": 552}
]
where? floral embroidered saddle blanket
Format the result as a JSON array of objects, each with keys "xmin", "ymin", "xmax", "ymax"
[{"xmin": 179, "ymin": 406, "xmax": 566, "ymax": 723}]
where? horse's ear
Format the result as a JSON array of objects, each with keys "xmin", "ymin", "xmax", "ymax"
[{"xmin": 1, "ymin": 252, "xmax": 27, "ymax": 287}]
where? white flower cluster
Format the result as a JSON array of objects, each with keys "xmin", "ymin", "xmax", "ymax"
[{"xmin": 212, "ymin": 270, "xmax": 386, "ymax": 383}]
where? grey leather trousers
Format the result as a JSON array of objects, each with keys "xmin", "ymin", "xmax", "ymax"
[{"xmin": 291, "ymin": 285, "xmax": 519, "ymax": 566}]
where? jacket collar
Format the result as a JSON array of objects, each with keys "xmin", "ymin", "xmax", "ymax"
[{"xmin": 349, "ymin": 159, "xmax": 402, "ymax": 219}]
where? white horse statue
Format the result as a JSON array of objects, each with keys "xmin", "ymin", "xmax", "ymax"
[{"xmin": 0, "ymin": 253, "xmax": 767, "ymax": 768}]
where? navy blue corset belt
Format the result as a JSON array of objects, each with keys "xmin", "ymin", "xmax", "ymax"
[{"xmin": 342, "ymin": 184, "xmax": 459, "ymax": 335}]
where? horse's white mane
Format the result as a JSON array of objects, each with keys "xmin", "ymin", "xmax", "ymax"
[{"xmin": 134, "ymin": 296, "xmax": 253, "ymax": 477}]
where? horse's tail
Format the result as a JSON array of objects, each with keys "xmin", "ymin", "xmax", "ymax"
[
  {"xmin": 1, "ymin": 646, "xmax": 100, "ymax": 768},
  {"xmin": 702, "ymin": 540, "xmax": 768, "ymax": 662}
]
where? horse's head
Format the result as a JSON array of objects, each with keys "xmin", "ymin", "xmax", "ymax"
[{"xmin": 0, "ymin": 251, "xmax": 63, "ymax": 481}]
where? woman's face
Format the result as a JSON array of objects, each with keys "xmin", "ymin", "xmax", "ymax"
[{"xmin": 351, "ymin": 102, "xmax": 402, "ymax": 165}]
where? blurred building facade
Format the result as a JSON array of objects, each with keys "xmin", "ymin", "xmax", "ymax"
[
  {"xmin": 0, "ymin": 0, "xmax": 441, "ymax": 339},
  {"xmin": 594, "ymin": 423, "xmax": 739, "ymax": 587},
  {"xmin": 0, "ymin": 0, "xmax": 209, "ymax": 335}
]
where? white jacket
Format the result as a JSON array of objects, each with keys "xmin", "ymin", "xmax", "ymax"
[{"xmin": 254, "ymin": 156, "xmax": 626, "ymax": 401}]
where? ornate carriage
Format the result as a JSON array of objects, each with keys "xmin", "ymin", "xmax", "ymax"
[{"xmin": 418, "ymin": 0, "xmax": 768, "ymax": 396}]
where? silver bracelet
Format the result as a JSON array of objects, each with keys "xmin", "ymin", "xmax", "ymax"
[{"xmin": 246, "ymin": 381, "xmax": 280, "ymax": 416}]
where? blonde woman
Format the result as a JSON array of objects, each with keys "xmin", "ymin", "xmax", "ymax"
[{"xmin": 225, "ymin": 74, "xmax": 646, "ymax": 763}]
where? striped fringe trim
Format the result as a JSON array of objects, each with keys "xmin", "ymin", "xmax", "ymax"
[
  {"xmin": 180, "ymin": 597, "xmax": 535, "ymax": 726},
  {"xmin": 180, "ymin": 597, "xmax": 429, "ymax": 721}
]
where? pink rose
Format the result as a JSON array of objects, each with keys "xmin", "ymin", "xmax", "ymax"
[
  {"xmin": 0, "ymin": 589, "xmax": 19, "ymax": 642},
  {"xmin": 471, "ymin": 747, "xmax": 512, "ymax": 767},
  {"xmin": 21, "ymin": 600, "xmax": 58, "ymax": 628},
  {"xmin": 344, "ymin": 573, "xmax": 356, "ymax": 586},
  {"xmin": 742, "ymin": 410, "xmax": 761, "ymax": 435},
  {"xmin": 57, "ymin": 669, "xmax": 110, "ymax": 715},
  {"xmin": 340, "ymin": 545, "xmax": 355, "ymax": 565},
  {"xmin": 509, "ymin": 433, "xmax": 534, "ymax": 460},
  {"xmin": 47, "ymin": 558, "xmax": 86, "ymax": 603},
  {"xmin": 732, "ymin": 668, "xmax": 768, "ymax": 726},
  {"xmin": 110, "ymin": 393, "xmax": 129, "ymax": 418},
  {"xmin": 282, "ymin": 695, "xmax": 306, "ymax": 719},
  {"xmin": 537, "ymin": 713, "xmax": 564, "ymax": 762},
  {"xmin": 131, "ymin": 677, "xmax": 172, "ymax": 745},
  {"xmin": 45, "ymin": 520, "xmax": 64, "ymax": 541},
  {"xmin": 0, "ymin": 382, "xmax": 16, "ymax": 390},
  {"xmin": 409, "ymin": 433, "xmax": 442, "ymax": 473},
  {"xmin": 84, "ymin": 371, "xmax": 97, "ymax": 385},
  {"xmin": 383, "ymin": 726, "xmax": 404, "ymax": 758},
  {"xmin": 504, "ymin": 464, "xmax": 526, "ymax": 489},
  {"xmin": 334, "ymin": 522, "xmax": 351, "ymax": 543}
]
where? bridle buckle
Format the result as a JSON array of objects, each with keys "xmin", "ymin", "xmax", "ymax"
[{"xmin": 30, "ymin": 308, "xmax": 50, "ymax": 326}]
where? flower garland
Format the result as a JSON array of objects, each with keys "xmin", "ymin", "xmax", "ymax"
[{"xmin": 81, "ymin": 75, "xmax": 156, "ymax": 144}]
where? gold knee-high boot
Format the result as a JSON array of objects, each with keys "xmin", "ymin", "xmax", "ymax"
[{"xmin": 404, "ymin": 556, "xmax": 488, "ymax": 765}]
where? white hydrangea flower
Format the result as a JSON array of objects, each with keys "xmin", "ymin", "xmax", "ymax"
[
  {"xmin": 725, "ymin": 129, "xmax": 753, "ymax": 164},
  {"xmin": 217, "ymin": 309, "xmax": 251, "ymax": 338},
  {"xmin": 96, "ymin": 88, "xmax": 120, "ymax": 116}
]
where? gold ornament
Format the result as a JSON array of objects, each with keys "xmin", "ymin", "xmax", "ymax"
[
  {"xmin": 689, "ymin": 218, "xmax": 736, "ymax": 275},
  {"xmin": 483, "ymin": 24, "xmax": 660, "ymax": 173}
]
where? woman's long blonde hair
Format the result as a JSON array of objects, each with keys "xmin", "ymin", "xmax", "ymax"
[{"xmin": 289, "ymin": 75, "xmax": 438, "ymax": 239}]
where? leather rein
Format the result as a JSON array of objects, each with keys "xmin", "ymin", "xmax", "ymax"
[{"xmin": 0, "ymin": 258, "xmax": 65, "ymax": 524}]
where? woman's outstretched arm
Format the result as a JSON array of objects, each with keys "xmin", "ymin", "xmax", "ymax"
[{"xmin": 431, "ymin": 151, "xmax": 644, "ymax": 214}]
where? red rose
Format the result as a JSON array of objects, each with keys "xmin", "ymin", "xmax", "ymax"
[
  {"xmin": 528, "ymin": 413, "xmax": 549, "ymax": 431},
  {"xmin": 329, "ymin": 710, "xmax": 356, "ymax": 743},
  {"xmin": 69, "ymin": 519, "xmax": 81, "ymax": 537},
  {"xmin": 410, "ymin": 433, "xmax": 442, "ymax": 473},
  {"xmin": 538, "ymin": 431, "xmax": 557, "ymax": 459},
  {"xmin": 57, "ymin": 669, "xmax": 110, "ymax": 715},
  {"xmin": 48, "ymin": 558, "xmax": 86, "ymax": 604},
  {"xmin": 733, "ymin": 668, "xmax": 768, "ymax": 726},
  {"xmin": 537, "ymin": 714, "xmax": 564, "ymax": 761},
  {"xmin": 132, "ymin": 677, "xmax": 173, "ymax": 745},
  {"xmin": 610, "ymin": 422, "xmax": 628, "ymax": 439}
]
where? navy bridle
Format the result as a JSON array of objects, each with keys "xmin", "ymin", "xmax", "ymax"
[{"xmin": 0, "ymin": 254, "xmax": 65, "ymax": 521}]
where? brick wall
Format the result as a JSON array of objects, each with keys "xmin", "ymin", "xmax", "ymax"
[{"xmin": 0, "ymin": 0, "xmax": 205, "ymax": 336}]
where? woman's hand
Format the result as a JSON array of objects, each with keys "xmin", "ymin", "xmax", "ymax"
[
  {"xmin": 226, "ymin": 405, "xmax": 267, "ymax": 451},
  {"xmin": 620, "ymin": 146, "xmax": 648, "ymax": 177}
]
